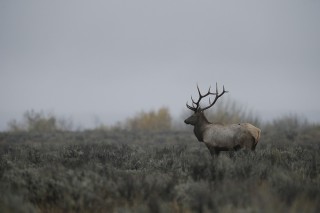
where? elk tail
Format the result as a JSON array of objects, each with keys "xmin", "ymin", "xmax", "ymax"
[
  {"xmin": 257, "ymin": 129, "xmax": 261, "ymax": 142},
  {"xmin": 254, "ymin": 129, "xmax": 261, "ymax": 147}
]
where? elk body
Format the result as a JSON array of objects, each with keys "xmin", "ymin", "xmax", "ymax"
[{"xmin": 184, "ymin": 83, "xmax": 261, "ymax": 156}]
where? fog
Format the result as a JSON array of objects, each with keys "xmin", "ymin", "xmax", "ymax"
[{"xmin": 1, "ymin": 0, "xmax": 320, "ymax": 130}]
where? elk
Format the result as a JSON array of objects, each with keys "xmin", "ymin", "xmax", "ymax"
[{"xmin": 184, "ymin": 83, "xmax": 261, "ymax": 156}]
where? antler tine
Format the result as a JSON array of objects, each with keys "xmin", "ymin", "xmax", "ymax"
[
  {"xmin": 187, "ymin": 92, "xmax": 200, "ymax": 111},
  {"xmin": 188, "ymin": 85, "xmax": 202, "ymax": 111},
  {"xmin": 198, "ymin": 85, "xmax": 216, "ymax": 98},
  {"xmin": 191, "ymin": 96, "xmax": 197, "ymax": 105},
  {"xmin": 186, "ymin": 83, "xmax": 227, "ymax": 112},
  {"xmin": 196, "ymin": 85, "xmax": 202, "ymax": 98},
  {"xmin": 201, "ymin": 83, "xmax": 229, "ymax": 111},
  {"xmin": 192, "ymin": 102, "xmax": 197, "ymax": 108},
  {"xmin": 186, "ymin": 101, "xmax": 196, "ymax": 111},
  {"xmin": 207, "ymin": 86, "xmax": 211, "ymax": 95},
  {"xmin": 191, "ymin": 96, "xmax": 199, "ymax": 110},
  {"xmin": 216, "ymin": 82, "xmax": 218, "ymax": 94},
  {"xmin": 223, "ymin": 85, "xmax": 228, "ymax": 93}
]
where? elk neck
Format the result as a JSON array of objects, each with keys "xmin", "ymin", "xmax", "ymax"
[{"xmin": 193, "ymin": 112, "xmax": 211, "ymax": 142}]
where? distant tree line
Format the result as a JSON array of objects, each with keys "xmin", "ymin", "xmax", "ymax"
[{"xmin": 6, "ymin": 100, "xmax": 318, "ymax": 142}]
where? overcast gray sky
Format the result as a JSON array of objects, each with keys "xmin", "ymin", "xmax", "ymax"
[{"xmin": 1, "ymin": 0, "xmax": 320, "ymax": 130}]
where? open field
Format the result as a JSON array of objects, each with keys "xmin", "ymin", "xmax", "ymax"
[{"xmin": 0, "ymin": 124, "xmax": 320, "ymax": 213}]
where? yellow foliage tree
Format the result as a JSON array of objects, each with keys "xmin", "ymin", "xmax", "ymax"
[{"xmin": 126, "ymin": 107, "xmax": 172, "ymax": 131}]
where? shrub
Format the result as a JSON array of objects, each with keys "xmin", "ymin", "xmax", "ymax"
[
  {"xmin": 7, "ymin": 110, "xmax": 73, "ymax": 132},
  {"xmin": 125, "ymin": 107, "xmax": 172, "ymax": 131},
  {"xmin": 263, "ymin": 114, "xmax": 310, "ymax": 144},
  {"xmin": 0, "ymin": 131, "xmax": 319, "ymax": 212}
]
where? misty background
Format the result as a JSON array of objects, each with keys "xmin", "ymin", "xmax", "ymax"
[{"xmin": 1, "ymin": 0, "xmax": 320, "ymax": 130}]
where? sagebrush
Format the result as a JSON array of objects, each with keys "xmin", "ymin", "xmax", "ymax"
[{"xmin": 0, "ymin": 125, "xmax": 319, "ymax": 213}]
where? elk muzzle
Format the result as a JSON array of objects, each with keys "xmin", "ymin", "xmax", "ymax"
[{"xmin": 184, "ymin": 114, "xmax": 196, "ymax": 125}]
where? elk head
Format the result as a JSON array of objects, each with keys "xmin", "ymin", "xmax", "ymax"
[{"xmin": 184, "ymin": 83, "xmax": 228, "ymax": 126}]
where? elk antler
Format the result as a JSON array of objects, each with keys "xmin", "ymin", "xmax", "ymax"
[{"xmin": 186, "ymin": 83, "xmax": 228, "ymax": 112}]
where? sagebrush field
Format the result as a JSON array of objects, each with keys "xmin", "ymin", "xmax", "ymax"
[
  {"xmin": 1, "ymin": 110, "xmax": 320, "ymax": 212},
  {"xmin": 1, "ymin": 118, "xmax": 320, "ymax": 213}
]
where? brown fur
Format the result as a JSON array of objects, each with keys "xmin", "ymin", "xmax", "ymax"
[
  {"xmin": 185, "ymin": 111, "xmax": 261, "ymax": 156},
  {"xmin": 185, "ymin": 84, "xmax": 261, "ymax": 156}
]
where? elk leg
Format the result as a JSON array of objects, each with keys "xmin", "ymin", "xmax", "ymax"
[
  {"xmin": 207, "ymin": 146, "xmax": 220, "ymax": 156},
  {"xmin": 214, "ymin": 148, "xmax": 220, "ymax": 156},
  {"xmin": 233, "ymin": 145, "xmax": 241, "ymax": 151},
  {"xmin": 208, "ymin": 148, "xmax": 216, "ymax": 156},
  {"xmin": 210, "ymin": 148, "xmax": 220, "ymax": 156},
  {"xmin": 251, "ymin": 142, "xmax": 257, "ymax": 151}
]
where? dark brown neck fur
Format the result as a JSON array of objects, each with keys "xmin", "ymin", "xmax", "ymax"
[{"xmin": 193, "ymin": 113, "xmax": 211, "ymax": 142}]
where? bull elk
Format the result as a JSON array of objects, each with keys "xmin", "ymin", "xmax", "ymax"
[{"xmin": 184, "ymin": 83, "xmax": 261, "ymax": 156}]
